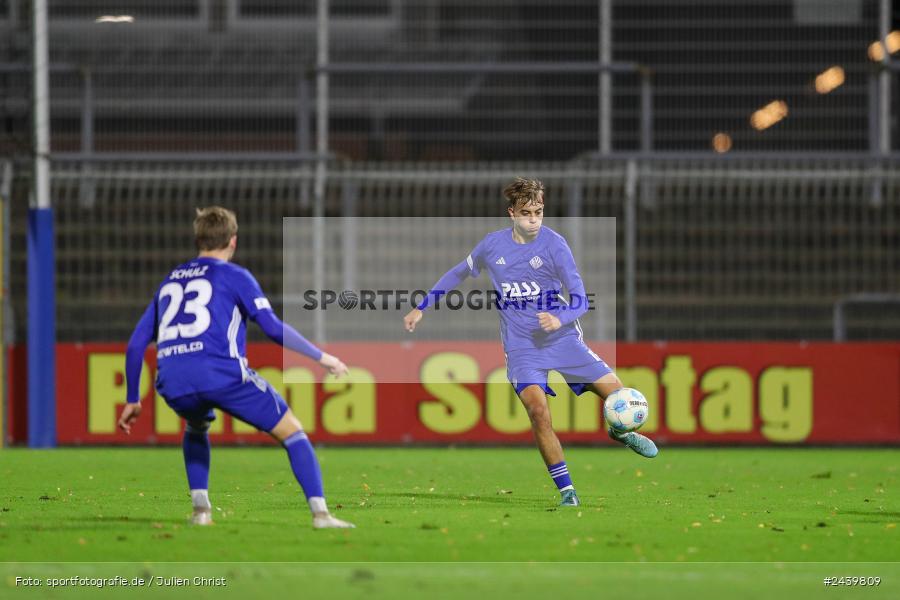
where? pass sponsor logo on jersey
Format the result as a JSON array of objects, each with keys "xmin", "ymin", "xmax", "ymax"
[{"xmin": 500, "ymin": 280, "xmax": 542, "ymax": 299}]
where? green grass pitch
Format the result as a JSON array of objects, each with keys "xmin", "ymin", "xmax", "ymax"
[{"xmin": 1, "ymin": 447, "xmax": 898, "ymax": 599}]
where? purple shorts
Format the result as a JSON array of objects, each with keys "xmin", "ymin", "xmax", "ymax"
[
  {"xmin": 163, "ymin": 369, "xmax": 289, "ymax": 432},
  {"xmin": 506, "ymin": 341, "xmax": 613, "ymax": 397}
]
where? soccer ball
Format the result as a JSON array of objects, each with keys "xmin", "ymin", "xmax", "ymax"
[{"xmin": 603, "ymin": 388, "xmax": 649, "ymax": 433}]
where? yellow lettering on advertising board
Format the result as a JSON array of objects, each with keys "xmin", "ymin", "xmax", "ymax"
[
  {"xmin": 83, "ymin": 348, "xmax": 817, "ymax": 442},
  {"xmin": 419, "ymin": 352, "xmax": 481, "ymax": 434},
  {"xmin": 661, "ymin": 355, "xmax": 697, "ymax": 433},
  {"xmin": 759, "ymin": 367, "xmax": 813, "ymax": 442},
  {"xmin": 321, "ymin": 368, "xmax": 377, "ymax": 434},
  {"xmin": 700, "ymin": 367, "xmax": 753, "ymax": 433}
]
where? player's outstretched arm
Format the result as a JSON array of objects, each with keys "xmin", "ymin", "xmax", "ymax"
[
  {"xmin": 255, "ymin": 310, "xmax": 348, "ymax": 377},
  {"xmin": 118, "ymin": 302, "xmax": 155, "ymax": 434},
  {"xmin": 405, "ymin": 258, "xmax": 472, "ymax": 333}
]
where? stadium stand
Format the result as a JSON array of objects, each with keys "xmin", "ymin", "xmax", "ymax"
[{"xmin": 0, "ymin": 1, "xmax": 893, "ymax": 158}]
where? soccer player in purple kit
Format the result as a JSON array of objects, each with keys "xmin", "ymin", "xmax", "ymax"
[
  {"xmin": 117, "ymin": 207, "xmax": 354, "ymax": 529},
  {"xmin": 404, "ymin": 178, "xmax": 658, "ymax": 507}
]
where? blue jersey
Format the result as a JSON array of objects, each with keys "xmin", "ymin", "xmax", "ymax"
[
  {"xmin": 148, "ymin": 257, "xmax": 273, "ymax": 399},
  {"xmin": 466, "ymin": 226, "xmax": 588, "ymax": 353}
]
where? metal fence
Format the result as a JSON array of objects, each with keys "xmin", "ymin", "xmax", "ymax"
[{"xmin": 7, "ymin": 156, "xmax": 899, "ymax": 343}]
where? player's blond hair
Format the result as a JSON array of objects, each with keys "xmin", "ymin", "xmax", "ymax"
[
  {"xmin": 194, "ymin": 206, "xmax": 238, "ymax": 250},
  {"xmin": 504, "ymin": 177, "xmax": 545, "ymax": 210}
]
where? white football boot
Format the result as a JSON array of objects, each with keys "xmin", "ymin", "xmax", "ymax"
[
  {"xmin": 190, "ymin": 509, "xmax": 214, "ymax": 526},
  {"xmin": 312, "ymin": 514, "xmax": 356, "ymax": 529}
]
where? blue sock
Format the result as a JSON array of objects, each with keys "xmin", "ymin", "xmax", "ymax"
[
  {"xmin": 548, "ymin": 461, "xmax": 574, "ymax": 492},
  {"xmin": 283, "ymin": 431, "xmax": 326, "ymax": 512},
  {"xmin": 183, "ymin": 427, "xmax": 210, "ymax": 491}
]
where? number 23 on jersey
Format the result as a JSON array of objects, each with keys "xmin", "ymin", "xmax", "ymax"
[{"xmin": 157, "ymin": 279, "xmax": 213, "ymax": 342}]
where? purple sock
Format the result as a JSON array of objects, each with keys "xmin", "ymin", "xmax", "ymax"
[
  {"xmin": 548, "ymin": 461, "xmax": 574, "ymax": 491},
  {"xmin": 183, "ymin": 427, "xmax": 210, "ymax": 490},
  {"xmin": 283, "ymin": 431, "xmax": 325, "ymax": 501}
]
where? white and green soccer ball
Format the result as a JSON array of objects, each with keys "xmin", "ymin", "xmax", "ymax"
[{"xmin": 603, "ymin": 388, "xmax": 649, "ymax": 433}]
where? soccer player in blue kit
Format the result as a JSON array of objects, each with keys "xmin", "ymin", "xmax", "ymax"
[
  {"xmin": 117, "ymin": 207, "xmax": 354, "ymax": 529},
  {"xmin": 404, "ymin": 178, "xmax": 658, "ymax": 507}
]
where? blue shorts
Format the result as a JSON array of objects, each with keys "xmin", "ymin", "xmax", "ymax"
[
  {"xmin": 506, "ymin": 341, "xmax": 613, "ymax": 397},
  {"xmin": 163, "ymin": 370, "xmax": 289, "ymax": 432}
]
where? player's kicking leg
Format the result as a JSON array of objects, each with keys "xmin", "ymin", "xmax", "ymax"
[
  {"xmin": 587, "ymin": 373, "xmax": 658, "ymax": 458},
  {"xmin": 268, "ymin": 410, "xmax": 355, "ymax": 529},
  {"xmin": 518, "ymin": 384, "xmax": 581, "ymax": 507}
]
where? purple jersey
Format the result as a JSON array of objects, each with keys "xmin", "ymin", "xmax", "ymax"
[
  {"xmin": 466, "ymin": 226, "xmax": 588, "ymax": 352},
  {"xmin": 148, "ymin": 257, "xmax": 273, "ymax": 399}
]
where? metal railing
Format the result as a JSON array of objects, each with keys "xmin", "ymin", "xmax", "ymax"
[
  {"xmin": 5, "ymin": 156, "xmax": 897, "ymax": 343},
  {"xmin": 833, "ymin": 293, "xmax": 900, "ymax": 341}
]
